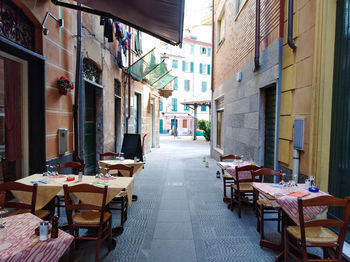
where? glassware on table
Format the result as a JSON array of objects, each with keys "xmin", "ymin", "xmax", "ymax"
[
  {"xmin": 105, "ymin": 167, "xmax": 110, "ymax": 178},
  {"xmin": 0, "ymin": 206, "xmax": 8, "ymax": 228},
  {"xmin": 120, "ymin": 152, "xmax": 125, "ymax": 160}
]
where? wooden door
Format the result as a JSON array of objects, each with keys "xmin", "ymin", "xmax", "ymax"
[{"xmin": 84, "ymin": 82, "xmax": 96, "ymax": 175}]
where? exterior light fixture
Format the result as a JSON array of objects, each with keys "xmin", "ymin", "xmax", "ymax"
[{"xmin": 42, "ymin": 11, "xmax": 64, "ymax": 35}]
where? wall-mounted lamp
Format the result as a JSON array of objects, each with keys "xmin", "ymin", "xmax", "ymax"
[{"xmin": 42, "ymin": 11, "xmax": 64, "ymax": 35}]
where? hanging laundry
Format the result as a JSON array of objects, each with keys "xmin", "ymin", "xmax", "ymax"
[
  {"xmin": 134, "ymin": 30, "xmax": 143, "ymax": 56},
  {"xmin": 104, "ymin": 17, "xmax": 114, "ymax": 42}
]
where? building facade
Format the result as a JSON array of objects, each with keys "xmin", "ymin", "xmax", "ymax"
[
  {"xmin": 0, "ymin": 0, "xmax": 162, "ymax": 180},
  {"xmin": 213, "ymin": 0, "xmax": 350, "ymax": 241},
  {"xmin": 160, "ymin": 22, "xmax": 212, "ymax": 136}
]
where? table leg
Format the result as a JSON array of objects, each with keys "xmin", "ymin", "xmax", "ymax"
[
  {"xmin": 112, "ymin": 226, "xmax": 124, "ymax": 236},
  {"xmin": 275, "ymin": 209, "xmax": 287, "ymax": 262}
]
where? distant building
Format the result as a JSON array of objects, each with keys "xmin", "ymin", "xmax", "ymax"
[{"xmin": 159, "ymin": 19, "xmax": 212, "ymax": 136}]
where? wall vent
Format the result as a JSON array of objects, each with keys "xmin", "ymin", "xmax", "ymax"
[{"xmin": 293, "ymin": 118, "xmax": 304, "ymax": 150}]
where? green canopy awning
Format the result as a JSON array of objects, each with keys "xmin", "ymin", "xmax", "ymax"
[
  {"xmin": 153, "ymin": 75, "xmax": 177, "ymax": 89},
  {"xmin": 127, "ymin": 49, "xmax": 158, "ymax": 81}
]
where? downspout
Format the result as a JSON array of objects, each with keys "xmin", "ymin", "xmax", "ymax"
[
  {"xmin": 275, "ymin": 0, "xmax": 285, "ymax": 175},
  {"xmin": 73, "ymin": 3, "xmax": 82, "ymax": 160},
  {"xmin": 287, "ymin": 0, "xmax": 296, "ymax": 50},
  {"xmin": 210, "ymin": 0, "xmax": 214, "ymax": 158},
  {"xmin": 126, "ymin": 26, "xmax": 131, "ymax": 133},
  {"xmin": 254, "ymin": 0, "xmax": 260, "ymax": 71}
]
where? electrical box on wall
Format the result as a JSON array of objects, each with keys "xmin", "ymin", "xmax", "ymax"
[
  {"xmin": 58, "ymin": 128, "xmax": 68, "ymax": 155},
  {"xmin": 293, "ymin": 118, "xmax": 304, "ymax": 150},
  {"xmin": 236, "ymin": 71, "xmax": 242, "ymax": 82}
]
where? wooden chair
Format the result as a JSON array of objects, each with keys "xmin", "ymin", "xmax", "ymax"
[
  {"xmin": 99, "ymin": 152, "xmax": 119, "ymax": 160},
  {"xmin": 107, "ymin": 164, "xmax": 134, "ymax": 234},
  {"xmin": 251, "ymin": 168, "xmax": 282, "ymax": 244},
  {"xmin": 220, "ymin": 154, "xmax": 241, "ymax": 201},
  {"xmin": 230, "ymin": 165, "xmax": 260, "ymax": 218},
  {"xmin": 0, "ymin": 181, "xmax": 50, "ymax": 219},
  {"xmin": 63, "ymin": 184, "xmax": 112, "ymax": 262},
  {"xmin": 55, "ymin": 161, "xmax": 85, "ymax": 217},
  {"xmin": 285, "ymin": 195, "xmax": 350, "ymax": 262}
]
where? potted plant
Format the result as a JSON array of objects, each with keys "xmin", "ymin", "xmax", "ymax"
[{"xmin": 57, "ymin": 76, "xmax": 74, "ymax": 95}]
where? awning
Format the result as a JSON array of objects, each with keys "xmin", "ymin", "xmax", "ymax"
[
  {"xmin": 181, "ymin": 93, "xmax": 211, "ymax": 106},
  {"xmin": 52, "ymin": 0, "xmax": 185, "ymax": 45}
]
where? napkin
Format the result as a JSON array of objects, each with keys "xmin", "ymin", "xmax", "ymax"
[{"xmin": 288, "ymin": 192, "xmax": 310, "ymax": 198}]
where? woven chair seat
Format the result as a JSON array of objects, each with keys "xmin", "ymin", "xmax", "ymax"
[
  {"xmin": 232, "ymin": 183, "xmax": 252, "ymax": 191},
  {"xmin": 72, "ymin": 211, "xmax": 111, "ymax": 225},
  {"xmin": 7, "ymin": 209, "xmax": 50, "ymax": 219},
  {"xmin": 223, "ymin": 174, "xmax": 233, "ymax": 179},
  {"xmin": 287, "ymin": 226, "xmax": 338, "ymax": 244},
  {"xmin": 257, "ymin": 198, "xmax": 273, "ymax": 208}
]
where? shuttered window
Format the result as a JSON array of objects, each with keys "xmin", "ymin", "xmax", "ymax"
[{"xmin": 172, "ymin": 98, "xmax": 177, "ymax": 111}]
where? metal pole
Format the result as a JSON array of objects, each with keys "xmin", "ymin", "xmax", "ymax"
[{"xmin": 74, "ymin": 3, "xmax": 82, "ymax": 160}]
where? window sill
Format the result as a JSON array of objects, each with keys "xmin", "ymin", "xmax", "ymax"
[{"xmin": 216, "ymin": 38, "xmax": 225, "ymax": 53}]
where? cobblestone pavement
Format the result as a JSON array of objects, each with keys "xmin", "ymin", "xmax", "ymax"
[{"xmin": 61, "ymin": 135, "xmax": 279, "ymax": 262}]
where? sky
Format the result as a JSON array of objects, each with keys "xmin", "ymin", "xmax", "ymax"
[{"xmin": 184, "ymin": 0, "xmax": 212, "ymax": 28}]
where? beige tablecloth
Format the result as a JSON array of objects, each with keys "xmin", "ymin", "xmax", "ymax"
[
  {"xmin": 98, "ymin": 159, "xmax": 144, "ymax": 177},
  {"xmin": 14, "ymin": 174, "xmax": 134, "ymax": 209}
]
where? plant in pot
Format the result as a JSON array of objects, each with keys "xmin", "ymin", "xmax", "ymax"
[{"xmin": 57, "ymin": 76, "xmax": 74, "ymax": 95}]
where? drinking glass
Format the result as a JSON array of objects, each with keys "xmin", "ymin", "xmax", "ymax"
[
  {"xmin": 105, "ymin": 167, "xmax": 110, "ymax": 178},
  {"xmin": 120, "ymin": 152, "xmax": 125, "ymax": 160}
]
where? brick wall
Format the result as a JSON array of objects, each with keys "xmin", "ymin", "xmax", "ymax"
[{"xmin": 213, "ymin": 0, "xmax": 280, "ymax": 89}]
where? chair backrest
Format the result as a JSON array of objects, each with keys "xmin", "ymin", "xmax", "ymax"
[
  {"xmin": 57, "ymin": 161, "xmax": 85, "ymax": 175},
  {"xmin": 63, "ymin": 184, "xmax": 108, "ymax": 226},
  {"xmin": 251, "ymin": 168, "xmax": 282, "ymax": 182},
  {"xmin": 0, "ymin": 181, "xmax": 38, "ymax": 213},
  {"xmin": 297, "ymin": 196, "xmax": 350, "ymax": 251},
  {"xmin": 220, "ymin": 154, "xmax": 241, "ymax": 161},
  {"xmin": 107, "ymin": 164, "xmax": 134, "ymax": 177},
  {"xmin": 99, "ymin": 152, "xmax": 119, "ymax": 160},
  {"xmin": 235, "ymin": 165, "xmax": 261, "ymax": 183}
]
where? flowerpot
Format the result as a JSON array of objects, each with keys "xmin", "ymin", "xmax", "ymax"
[{"xmin": 59, "ymin": 85, "xmax": 68, "ymax": 95}]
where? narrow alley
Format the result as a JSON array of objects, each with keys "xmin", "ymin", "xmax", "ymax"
[{"xmin": 66, "ymin": 136, "xmax": 278, "ymax": 262}]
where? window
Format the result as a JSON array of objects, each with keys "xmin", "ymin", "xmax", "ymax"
[
  {"xmin": 217, "ymin": 110, "xmax": 223, "ymax": 148},
  {"xmin": 159, "ymin": 101, "xmax": 163, "ymax": 111},
  {"xmin": 200, "ymin": 46, "xmax": 207, "ymax": 55},
  {"xmin": 172, "ymin": 59, "xmax": 178, "ymax": 69},
  {"xmin": 217, "ymin": 11, "xmax": 225, "ymax": 48},
  {"xmin": 184, "ymin": 80, "xmax": 190, "ymax": 91},
  {"xmin": 201, "ymin": 105, "xmax": 206, "ymax": 111},
  {"xmin": 182, "ymin": 61, "xmax": 194, "ymax": 72},
  {"xmin": 172, "ymin": 98, "xmax": 177, "ymax": 112},
  {"xmin": 190, "ymin": 44, "xmax": 194, "ymax": 54},
  {"xmin": 173, "ymin": 78, "xmax": 178, "ymax": 90},
  {"xmin": 184, "ymin": 105, "xmax": 189, "ymax": 111},
  {"xmin": 208, "ymin": 48, "xmax": 211, "ymax": 57},
  {"xmin": 183, "ymin": 119, "xmax": 188, "ymax": 128},
  {"xmin": 235, "ymin": 0, "xmax": 241, "ymax": 15},
  {"xmin": 201, "ymin": 81, "xmax": 207, "ymax": 92},
  {"xmin": 199, "ymin": 63, "xmax": 211, "ymax": 75}
]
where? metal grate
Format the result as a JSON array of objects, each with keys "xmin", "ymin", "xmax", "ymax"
[{"xmin": 293, "ymin": 118, "xmax": 304, "ymax": 150}]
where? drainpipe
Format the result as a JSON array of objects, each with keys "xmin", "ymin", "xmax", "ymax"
[
  {"xmin": 125, "ymin": 26, "xmax": 131, "ymax": 134},
  {"xmin": 73, "ymin": 3, "xmax": 82, "ymax": 160},
  {"xmin": 210, "ymin": 0, "xmax": 214, "ymax": 158},
  {"xmin": 292, "ymin": 149, "xmax": 300, "ymax": 183},
  {"xmin": 254, "ymin": 0, "xmax": 260, "ymax": 71},
  {"xmin": 274, "ymin": 0, "xmax": 285, "ymax": 179},
  {"xmin": 287, "ymin": 0, "xmax": 296, "ymax": 50}
]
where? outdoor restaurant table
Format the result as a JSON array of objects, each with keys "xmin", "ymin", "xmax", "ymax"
[
  {"xmin": 15, "ymin": 174, "xmax": 135, "ymax": 207},
  {"xmin": 0, "ymin": 213, "xmax": 73, "ymax": 262},
  {"xmin": 98, "ymin": 159, "xmax": 144, "ymax": 177},
  {"xmin": 216, "ymin": 161, "xmax": 256, "ymax": 180}
]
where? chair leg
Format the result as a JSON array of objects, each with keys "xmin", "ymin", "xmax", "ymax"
[
  {"xmin": 223, "ymin": 177, "xmax": 227, "ymax": 198},
  {"xmin": 69, "ymin": 239, "xmax": 75, "ymax": 262},
  {"xmin": 277, "ymin": 209, "xmax": 281, "ymax": 232},
  {"xmin": 230, "ymin": 185, "xmax": 234, "ymax": 211},
  {"xmin": 284, "ymin": 231, "xmax": 289, "ymax": 262},
  {"xmin": 108, "ymin": 217, "xmax": 113, "ymax": 251},
  {"xmin": 95, "ymin": 229, "xmax": 102, "ymax": 262},
  {"xmin": 260, "ymin": 205, "xmax": 264, "ymax": 240},
  {"xmin": 256, "ymin": 208, "xmax": 260, "ymax": 232},
  {"xmin": 237, "ymin": 191, "xmax": 242, "ymax": 218}
]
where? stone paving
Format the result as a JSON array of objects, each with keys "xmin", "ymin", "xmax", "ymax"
[{"xmin": 61, "ymin": 135, "xmax": 279, "ymax": 262}]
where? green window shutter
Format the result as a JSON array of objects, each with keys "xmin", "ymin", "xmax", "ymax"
[
  {"xmin": 207, "ymin": 64, "xmax": 211, "ymax": 75},
  {"xmin": 199, "ymin": 63, "xmax": 203, "ymax": 74},
  {"xmin": 172, "ymin": 98, "xmax": 177, "ymax": 111},
  {"xmin": 208, "ymin": 48, "xmax": 211, "ymax": 57},
  {"xmin": 159, "ymin": 102, "xmax": 163, "ymax": 111},
  {"xmin": 184, "ymin": 105, "xmax": 189, "ymax": 111},
  {"xmin": 184, "ymin": 80, "xmax": 189, "ymax": 91},
  {"xmin": 201, "ymin": 82, "xmax": 207, "ymax": 92},
  {"xmin": 200, "ymin": 47, "xmax": 203, "ymax": 55},
  {"xmin": 182, "ymin": 61, "xmax": 186, "ymax": 72},
  {"xmin": 201, "ymin": 105, "xmax": 206, "ymax": 111},
  {"xmin": 172, "ymin": 60, "xmax": 178, "ymax": 68},
  {"xmin": 190, "ymin": 62, "xmax": 194, "ymax": 73},
  {"xmin": 190, "ymin": 44, "xmax": 194, "ymax": 54},
  {"xmin": 174, "ymin": 78, "xmax": 178, "ymax": 90}
]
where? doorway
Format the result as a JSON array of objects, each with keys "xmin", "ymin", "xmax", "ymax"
[
  {"xmin": 115, "ymin": 80, "xmax": 122, "ymax": 152},
  {"xmin": 159, "ymin": 119, "xmax": 164, "ymax": 134},
  {"xmin": 134, "ymin": 93, "xmax": 141, "ymax": 134},
  {"xmin": 151, "ymin": 98, "xmax": 156, "ymax": 147},
  {"xmin": 263, "ymin": 85, "xmax": 276, "ymax": 169},
  {"xmin": 84, "ymin": 81, "xmax": 96, "ymax": 175},
  {"xmin": 328, "ymin": 0, "xmax": 350, "ymax": 240},
  {"xmin": 0, "ymin": 53, "xmax": 29, "ymax": 181}
]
